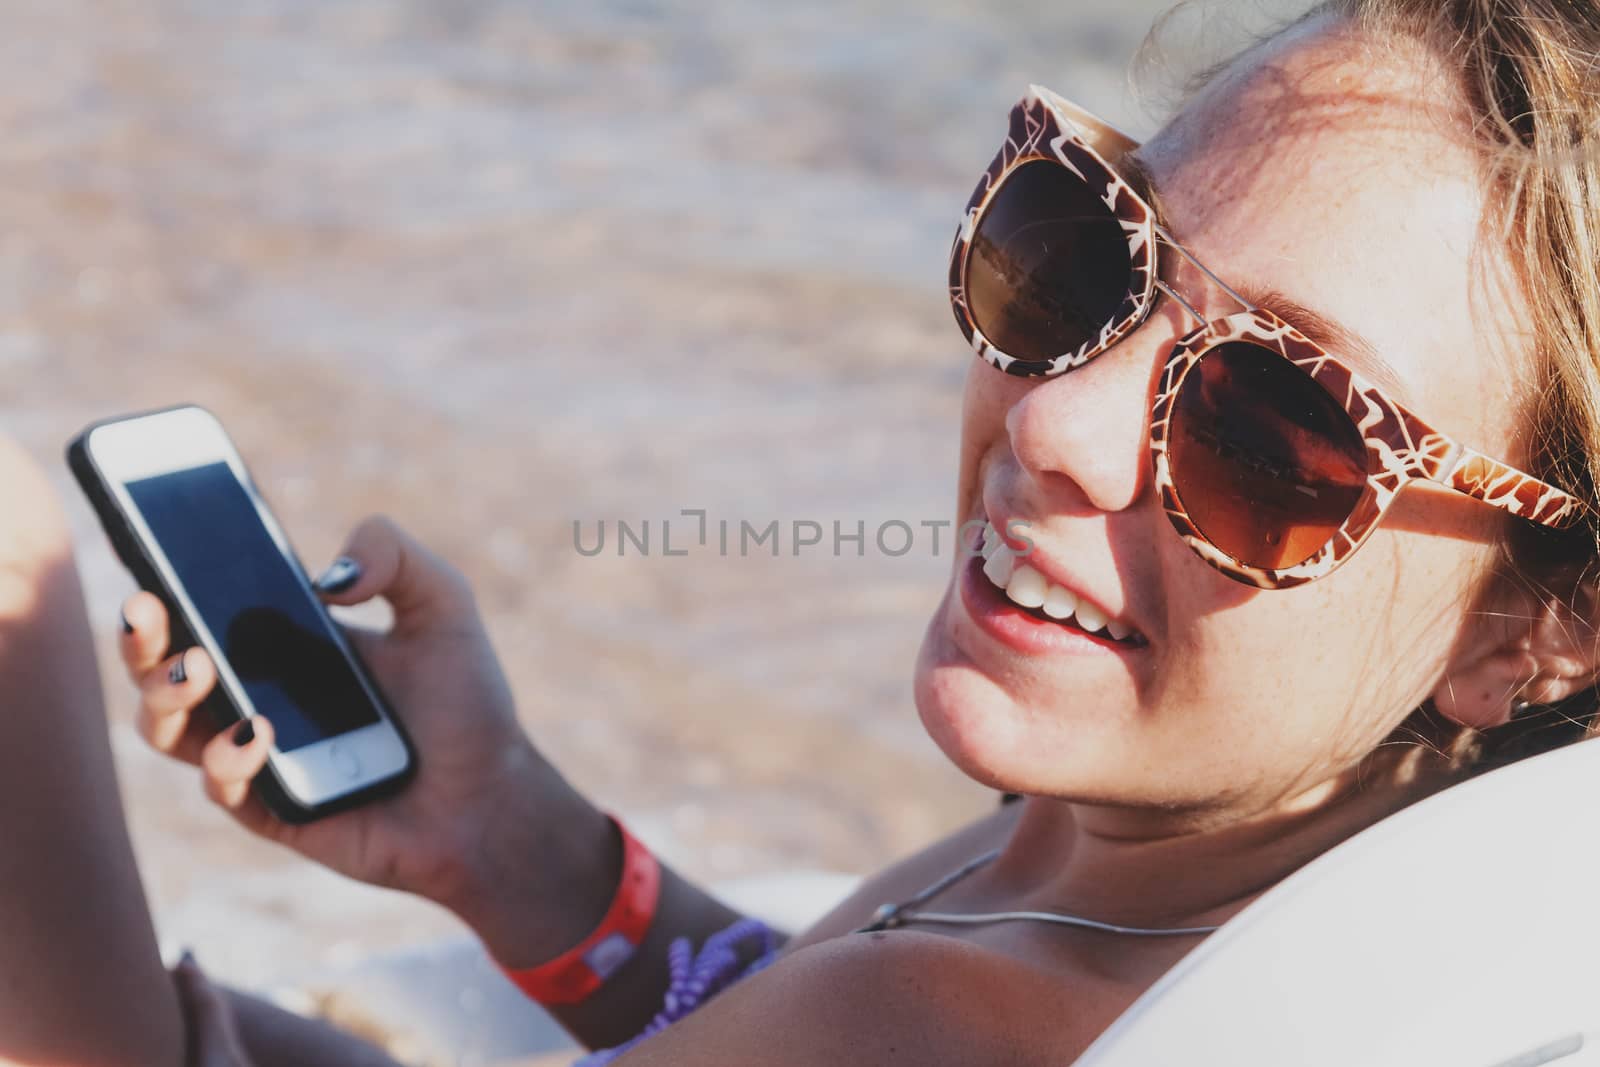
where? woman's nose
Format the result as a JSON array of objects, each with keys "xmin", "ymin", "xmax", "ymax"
[{"xmin": 1002, "ymin": 329, "xmax": 1166, "ymax": 514}]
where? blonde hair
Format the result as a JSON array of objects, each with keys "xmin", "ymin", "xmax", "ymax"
[
  {"xmin": 1354, "ymin": 0, "xmax": 1600, "ymax": 768},
  {"xmin": 1156, "ymin": 0, "xmax": 1600, "ymax": 766}
]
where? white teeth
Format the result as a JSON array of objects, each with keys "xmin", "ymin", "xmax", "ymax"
[
  {"xmin": 1005, "ymin": 565, "xmax": 1047, "ymax": 609},
  {"xmin": 1074, "ymin": 600, "xmax": 1107, "ymax": 634},
  {"xmin": 1042, "ymin": 585, "xmax": 1077, "ymax": 620},
  {"xmin": 982, "ymin": 545, "xmax": 1016, "ymax": 587},
  {"xmin": 976, "ymin": 521, "xmax": 1136, "ymax": 643}
]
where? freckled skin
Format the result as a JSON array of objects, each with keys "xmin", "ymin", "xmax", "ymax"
[{"xmin": 919, "ymin": 15, "xmax": 1540, "ymax": 832}]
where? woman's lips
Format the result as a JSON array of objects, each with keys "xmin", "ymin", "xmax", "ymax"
[{"xmin": 958, "ymin": 532, "xmax": 1148, "ymax": 658}]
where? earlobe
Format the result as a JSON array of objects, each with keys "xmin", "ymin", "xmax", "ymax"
[{"xmin": 1430, "ymin": 647, "xmax": 1540, "ymax": 730}]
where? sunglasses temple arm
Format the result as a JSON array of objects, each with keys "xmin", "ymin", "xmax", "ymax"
[
  {"xmin": 1153, "ymin": 225, "xmax": 1259, "ymax": 315},
  {"xmin": 1152, "ymin": 277, "xmax": 1206, "ymax": 327},
  {"xmin": 1435, "ymin": 442, "xmax": 1589, "ymax": 530}
]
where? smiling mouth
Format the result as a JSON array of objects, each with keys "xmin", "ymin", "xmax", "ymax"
[{"xmin": 974, "ymin": 521, "xmax": 1147, "ymax": 648}]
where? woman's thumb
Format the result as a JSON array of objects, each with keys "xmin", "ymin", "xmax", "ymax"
[{"xmin": 312, "ymin": 515, "xmax": 476, "ymax": 625}]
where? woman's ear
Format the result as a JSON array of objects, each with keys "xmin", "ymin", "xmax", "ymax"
[{"xmin": 1431, "ymin": 578, "xmax": 1600, "ymax": 729}]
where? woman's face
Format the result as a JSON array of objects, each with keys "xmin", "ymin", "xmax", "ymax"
[{"xmin": 915, "ymin": 17, "xmax": 1534, "ymax": 824}]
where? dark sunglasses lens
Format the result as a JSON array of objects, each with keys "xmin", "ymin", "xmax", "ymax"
[
  {"xmin": 1169, "ymin": 342, "xmax": 1369, "ymax": 570},
  {"xmin": 966, "ymin": 160, "xmax": 1133, "ymax": 364}
]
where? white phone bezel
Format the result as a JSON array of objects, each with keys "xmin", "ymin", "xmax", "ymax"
[{"xmin": 86, "ymin": 406, "xmax": 409, "ymax": 808}]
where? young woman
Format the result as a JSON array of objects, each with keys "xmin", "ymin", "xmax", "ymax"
[{"xmin": 6, "ymin": 1, "xmax": 1600, "ymax": 1063}]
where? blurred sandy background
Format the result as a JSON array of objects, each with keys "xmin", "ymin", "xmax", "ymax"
[{"xmin": 0, "ymin": 0, "xmax": 1309, "ymax": 1060}]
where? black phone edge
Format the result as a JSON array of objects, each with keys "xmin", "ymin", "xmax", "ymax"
[{"xmin": 65, "ymin": 404, "xmax": 418, "ymax": 825}]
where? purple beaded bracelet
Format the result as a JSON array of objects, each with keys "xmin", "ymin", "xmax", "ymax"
[{"xmin": 573, "ymin": 917, "xmax": 783, "ymax": 1066}]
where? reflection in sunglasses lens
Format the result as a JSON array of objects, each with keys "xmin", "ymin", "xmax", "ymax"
[
  {"xmin": 966, "ymin": 160, "xmax": 1132, "ymax": 364},
  {"xmin": 1170, "ymin": 342, "xmax": 1368, "ymax": 570}
]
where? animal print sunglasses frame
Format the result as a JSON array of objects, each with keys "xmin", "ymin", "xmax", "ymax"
[{"xmin": 949, "ymin": 85, "xmax": 1586, "ymax": 590}]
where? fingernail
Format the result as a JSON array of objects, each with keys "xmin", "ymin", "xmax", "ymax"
[
  {"xmin": 168, "ymin": 652, "xmax": 188, "ymax": 686},
  {"xmin": 314, "ymin": 556, "xmax": 362, "ymax": 594},
  {"xmin": 120, "ymin": 608, "xmax": 134, "ymax": 635},
  {"xmin": 179, "ymin": 948, "xmax": 195, "ymax": 966},
  {"xmin": 233, "ymin": 719, "xmax": 255, "ymax": 747}
]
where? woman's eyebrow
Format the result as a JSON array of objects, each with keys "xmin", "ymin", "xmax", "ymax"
[
  {"xmin": 1233, "ymin": 284, "xmax": 1414, "ymax": 406},
  {"xmin": 1118, "ymin": 151, "xmax": 1412, "ymax": 405}
]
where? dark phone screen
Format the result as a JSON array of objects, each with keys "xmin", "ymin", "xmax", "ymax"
[{"xmin": 126, "ymin": 462, "xmax": 381, "ymax": 751}]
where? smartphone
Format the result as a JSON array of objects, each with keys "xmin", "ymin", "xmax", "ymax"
[{"xmin": 67, "ymin": 404, "xmax": 416, "ymax": 823}]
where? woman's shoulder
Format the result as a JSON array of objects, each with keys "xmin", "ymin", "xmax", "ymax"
[
  {"xmin": 609, "ymin": 803, "xmax": 1054, "ymax": 1063},
  {"xmin": 622, "ymin": 925, "xmax": 1065, "ymax": 1066}
]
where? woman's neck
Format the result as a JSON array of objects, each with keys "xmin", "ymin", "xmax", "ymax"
[{"xmin": 994, "ymin": 750, "xmax": 1460, "ymax": 929}]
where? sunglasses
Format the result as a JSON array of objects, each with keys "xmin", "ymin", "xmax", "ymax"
[{"xmin": 950, "ymin": 85, "xmax": 1587, "ymax": 590}]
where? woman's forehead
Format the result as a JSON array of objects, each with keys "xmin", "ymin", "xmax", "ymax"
[
  {"xmin": 1136, "ymin": 18, "xmax": 1527, "ymax": 439},
  {"xmin": 1142, "ymin": 14, "xmax": 1479, "ymax": 244}
]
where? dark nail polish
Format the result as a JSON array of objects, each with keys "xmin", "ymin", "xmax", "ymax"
[
  {"xmin": 233, "ymin": 719, "xmax": 255, "ymax": 746},
  {"xmin": 120, "ymin": 609, "xmax": 134, "ymax": 635},
  {"xmin": 314, "ymin": 556, "xmax": 362, "ymax": 594},
  {"xmin": 168, "ymin": 652, "xmax": 188, "ymax": 686},
  {"xmin": 179, "ymin": 948, "xmax": 195, "ymax": 966}
]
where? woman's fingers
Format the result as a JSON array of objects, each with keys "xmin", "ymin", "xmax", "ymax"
[
  {"xmin": 200, "ymin": 715, "xmax": 275, "ymax": 812},
  {"xmin": 313, "ymin": 515, "xmax": 477, "ymax": 629},
  {"xmin": 135, "ymin": 647, "xmax": 219, "ymax": 764},
  {"xmin": 118, "ymin": 591, "xmax": 172, "ymax": 680}
]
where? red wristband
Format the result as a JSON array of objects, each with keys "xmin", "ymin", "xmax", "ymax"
[{"xmin": 500, "ymin": 816, "xmax": 662, "ymax": 1006}]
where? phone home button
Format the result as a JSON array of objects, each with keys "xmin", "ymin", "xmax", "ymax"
[{"xmin": 328, "ymin": 742, "xmax": 362, "ymax": 781}]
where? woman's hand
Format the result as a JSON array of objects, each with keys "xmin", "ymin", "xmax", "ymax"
[{"xmin": 119, "ymin": 516, "xmax": 619, "ymax": 962}]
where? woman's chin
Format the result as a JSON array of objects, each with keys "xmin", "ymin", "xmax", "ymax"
[
  {"xmin": 913, "ymin": 625, "xmax": 1084, "ymax": 795},
  {"xmin": 913, "ymin": 663, "xmax": 1016, "ymax": 793},
  {"xmin": 912, "ymin": 609, "xmax": 1142, "ymax": 800}
]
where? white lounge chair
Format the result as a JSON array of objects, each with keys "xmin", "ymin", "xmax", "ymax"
[{"xmin": 1077, "ymin": 736, "xmax": 1600, "ymax": 1067}]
